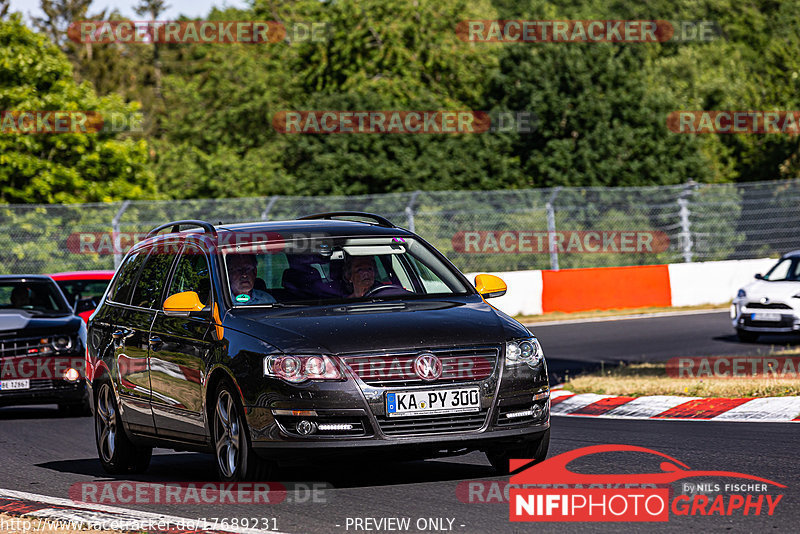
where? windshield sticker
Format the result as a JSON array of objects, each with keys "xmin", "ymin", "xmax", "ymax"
[{"xmin": 235, "ymin": 294, "xmax": 251, "ymax": 303}]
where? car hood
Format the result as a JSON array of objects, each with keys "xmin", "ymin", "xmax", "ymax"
[
  {"xmin": 741, "ymin": 280, "xmax": 800, "ymax": 302},
  {"xmin": 223, "ymin": 296, "xmax": 529, "ymax": 354},
  {"xmin": 0, "ymin": 312, "xmax": 81, "ymax": 337}
]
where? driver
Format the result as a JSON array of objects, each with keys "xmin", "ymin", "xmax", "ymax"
[
  {"xmin": 343, "ymin": 255, "xmax": 377, "ymax": 298},
  {"xmin": 226, "ymin": 254, "xmax": 276, "ymax": 305}
]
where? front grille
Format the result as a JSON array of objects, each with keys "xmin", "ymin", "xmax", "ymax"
[
  {"xmin": 342, "ymin": 346, "xmax": 500, "ymax": 387},
  {"xmin": 745, "ymin": 302, "xmax": 792, "ymax": 310},
  {"xmin": 0, "ymin": 336, "xmax": 55, "ymax": 358},
  {"xmin": 376, "ymin": 410, "xmax": 487, "ymax": 436}
]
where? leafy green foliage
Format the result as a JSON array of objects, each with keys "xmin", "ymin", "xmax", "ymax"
[{"xmin": 0, "ymin": 15, "xmax": 157, "ymax": 203}]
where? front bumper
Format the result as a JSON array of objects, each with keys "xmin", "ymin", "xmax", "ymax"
[
  {"xmin": 731, "ymin": 300, "xmax": 800, "ymax": 333},
  {"xmin": 240, "ymin": 346, "xmax": 550, "ymax": 457},
  {"xmin": 0, "ymin": 378, "xmax": 87, "ymax": 407}
]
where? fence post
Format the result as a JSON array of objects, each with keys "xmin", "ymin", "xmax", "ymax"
[
  {"xmin": 546, "ymin": 187, "xmax": 562, "ymax": 270},
  {"xmin": 405, "ymin": 190, "xmax": 422, "ymax": 232},
  {"xmin": 111, "ymin": 200, "xmax": 131, "ymax": 269},
  {"xmin": 678, "ymin": 181, "xmax": 696, "ymax": 263},
  {"xmin": 260, "ymin": 195, "xmax": 280, "ymax": 220}
]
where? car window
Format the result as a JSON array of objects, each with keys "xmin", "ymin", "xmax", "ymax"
[
  {"xmin": 56, "ymin": 280, "xmax": 111, "ymax": 304},
  {"xmin": 108, "ymin": 251, "xmax": 147, "ymax": 304},
  {"xmin": 130, "ymin": 248, "xmax": 178, "ymax": 309},
  {"xmin": 403, "ymin": 254, "xmax": 452, "ymax": 294},
  {"xmin": 168, "ymin": 245, "xmax": 212, "ymax": 305},
  {"xmin": 763, "ymin": 258, "xmax": 800, "ymax": 281},
  {"xmin": 223, "ymin": 236, "xmax": 469, "ymax": 305},
  {"xmin": 0, "ymin": 280, "xmax": 71, "ymax": 314}
]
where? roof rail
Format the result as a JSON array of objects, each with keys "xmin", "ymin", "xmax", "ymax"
[
  {"xmin": 146, "ymin": 220, "xmax": 218, "ymax": 239},
  {"xmin": 297, "ymin": 211, "xmax": 396, "ymax": 228}
]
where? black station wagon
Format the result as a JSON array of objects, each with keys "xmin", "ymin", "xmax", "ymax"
[{"xmin": 87, "ymin": 213, "xmax": 550, "ymax": 480}]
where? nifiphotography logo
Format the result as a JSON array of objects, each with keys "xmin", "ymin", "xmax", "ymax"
[{"xmin": 509, "ymin": 445, "xmax": 785, "ymax": 522}]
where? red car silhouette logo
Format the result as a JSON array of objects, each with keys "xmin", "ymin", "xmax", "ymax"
[{"xmin": 509, "ymin": 444, "xmax": 785, "ymax": 487}]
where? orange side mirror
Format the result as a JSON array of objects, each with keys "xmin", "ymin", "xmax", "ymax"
[
  {"xmin": 474, "ymin": 274, "xmax": 507, "ymax": 299},
  {"xmin": 163, "ymin": 291, "xmax": 205, "ymax": 317}
]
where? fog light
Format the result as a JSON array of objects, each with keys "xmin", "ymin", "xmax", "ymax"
[
  {"xmin": 296, "ymin": 420, "xmax": 317, "ymax": 435},
  {"xmin": 504, "ymin": 409, "xmax": 534, "ymax": 419},
  {"xmin": 63, "ymin": 368, "xmax": 80, "ymax": 382},
  {"xmin": 317, "ymin": 423, "xmax": 354, "ymax": 431}
]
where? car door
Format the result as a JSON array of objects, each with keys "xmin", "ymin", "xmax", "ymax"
[
  {"xmin": 106, "ymin": 249, "xmax": 157, "ymax": 434},
  {"xmin": 149, "ymin": 243, "xmax": 214, "ymax": 441}
]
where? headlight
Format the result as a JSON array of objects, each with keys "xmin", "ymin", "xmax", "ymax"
[
  {"xmin": 793, "ymin": 293, "xmax": 800, "ymax": 299},
  {"xmin": 506, "ymin": 338, "xmax": 544, "ymax": 369},
  {"xmin": 52, "ymin": 336, "xmax": 73, "ymax": 352},
  {"xmin": 264, "ymin": 355, "xmax": 342, "ymax": 383},
  {"xmin": 737, "ymin": 289, "xmax": 746, "ymax": 298}
]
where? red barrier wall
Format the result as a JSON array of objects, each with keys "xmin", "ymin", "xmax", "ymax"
[{"xmin": 541, "ymin": 264, "xmax": 672, "ymax": 313}]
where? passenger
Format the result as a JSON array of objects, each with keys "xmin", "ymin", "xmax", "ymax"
[
  {"xmin": 10, "ymin": 286, "xmax": 30, "ymax": 307},
  {"xmin": 226, "ymin": 254, "xmax": 276, "ymax": 305},
  {"xmin": 343, "ymin": 255, "xmax": 378, "ymax": 298}
]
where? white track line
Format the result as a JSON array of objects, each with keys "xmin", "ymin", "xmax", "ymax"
[
  {"xmin": 0, "ymin": 488, "xmax": 288, "ymax": 534},
  {"xmin": 525, "ymin": 308, "xmax": 727, "ymax": 327}
]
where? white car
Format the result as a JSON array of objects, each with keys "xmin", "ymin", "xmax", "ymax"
[{"xmin": 731, "ymin": 251, "xmax": 800, "ymax": 342}]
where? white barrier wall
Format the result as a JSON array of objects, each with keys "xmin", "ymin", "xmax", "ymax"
[
  {"xmin": 466, "ymin": 269, "xmax": 543, "ymax": 317},
  {"xmin": 467, "ymin": 257, "xmax": 778, "ymax": 317},
  {"xmin": 668, "ymin": 257, "xmax": 778, "ymax": 307}
]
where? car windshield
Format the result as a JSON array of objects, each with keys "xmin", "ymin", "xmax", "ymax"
[
  {"xmin": 222, "ymin": 236, "xmax": 470, "ymax": 306},
  {"xmin": 0, "ymin": 280, "xmax": 71, "ymax": 314},
  {"xmin": 762, "ymin": 257, "xmax": 800, "ymax": 281},
  {"xmin": 56, "ymin": 279, "xmax": 111, "ymax": 306}
]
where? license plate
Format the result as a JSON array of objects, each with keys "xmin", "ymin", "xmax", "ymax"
[
  {"xmin": 0, "ymin": 379, "xmax": 30, "ymax": 391},
  {"xmin": 386, "ymin": 387, "xmax": 480, "ymax": 417},
  {"xmin": 751, "ymin": 312, "xmax": 781, "ymax": 322}
]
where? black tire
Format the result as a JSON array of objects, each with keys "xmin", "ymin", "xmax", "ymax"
[
  {"xmin": 486, "ymin": 428, "xmax": 550, "ymax": 475},
  {"xmin": 94, "ymin": 381, "xmax": 152, "ymax": 474},
  {"xmin": 736, "ymin": 329, "xmax": 759, "ymax": 343},
  {"xmin": 212, "ymin": 379, "xmax": 272, "ymax": 481}
]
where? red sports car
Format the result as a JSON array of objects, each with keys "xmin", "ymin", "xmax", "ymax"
[{"xmin": 49, "ymin": 271, "xmax": 115, "ymax": 323}]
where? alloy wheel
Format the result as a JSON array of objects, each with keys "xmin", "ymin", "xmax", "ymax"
[{"xmin": 214, "ymin": 389, "xmax": 241, "ymax": 478}]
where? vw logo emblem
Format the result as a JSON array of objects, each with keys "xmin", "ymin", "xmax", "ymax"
[
  {"xmin": 761, "ymin": 297, "xmax": 769, "ymax": 304},
  {"xmin": 413, "ymin": 353, "xmax": 442, "ymax": 381}
]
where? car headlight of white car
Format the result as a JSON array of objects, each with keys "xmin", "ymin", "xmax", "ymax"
[{"xmin": 737, "ymin": 289, "xmax": 746, "ymax": 298}]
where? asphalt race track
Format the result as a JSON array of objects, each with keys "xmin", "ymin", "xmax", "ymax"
[
  {"xmin": 1, "ymin": 310, "xmax": 797, "ymax": 533},
  {"xmin": 531, "ymin": 310, "xmax": 800, "ymax": 382}
]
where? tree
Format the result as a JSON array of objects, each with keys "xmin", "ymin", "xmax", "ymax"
[
  {"xmin": 484, "ymin": 44, "xmax": 714, "ymax": 187},
  {"xmin": 32, "ymin": 0, "xmax": 91, "ymax": 49},
  {"xmin": 0, "ymin": 16, "xmax": 157, "ymax": 203},
  {"xmin": 0, "ymin": 1, "xmax": 10, "ymax": 20},
  {"xmin": 134, "ymin": 0, "xmax": 169, "ymax": 99}
]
